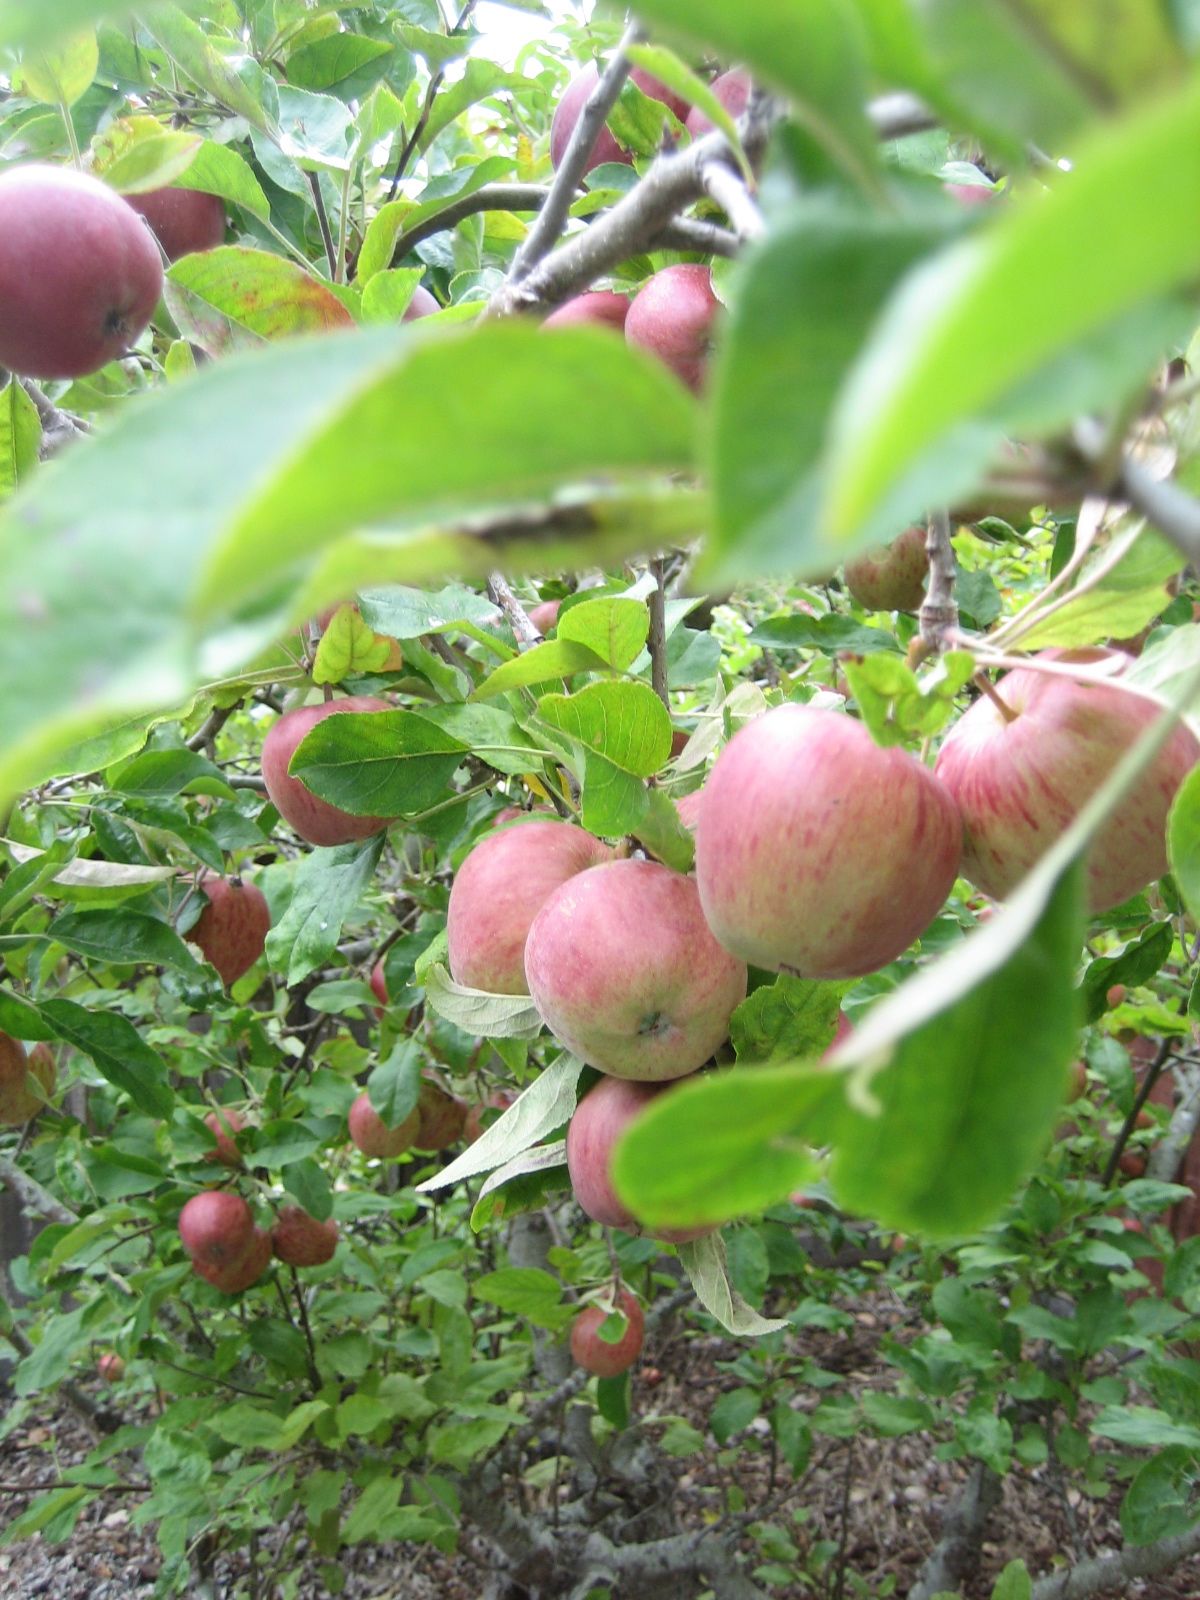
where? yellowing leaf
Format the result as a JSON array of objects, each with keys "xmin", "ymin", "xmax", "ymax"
[{"xmin": 312, "ymin": 604, "xmax": 402, "ymax": 684}]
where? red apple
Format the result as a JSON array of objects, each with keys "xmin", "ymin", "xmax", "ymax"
[
  {"xmin": 179, "ymin": 1190, "xmax": 270, "ymax": 1292},
  {"xmin": 570, "ymin": 1288, "xmax": 644, "ymax": 1377},
  {"xmin": 1066, "ymin": 1061, "xmax": 1089, "ymax": 1102},
  {"xmin": 262, "ymin": 695, "xmax": 398, "ymax": 848},
  {"xmin": 196, "ymin": 1227, "xmax": 273, "ymax": 1293},
  {"xmin": 348, "ymin": 1091, "xmax": 421, "ymax": 1159},
  {"xmin": 404, "ymin": 283, "xmax": 440, "ymax": 320},
  {"xmin": 543, "ymin": 292, "xmax": 629, "ymax": 333},
  {"xmin": 0, "ymin": 1034, "xmax": 54, "ymax": 1126},
  {"xmin": 126, "ymin": 186, "xmax": 226, "ymax": 260},
  {"xmin": 464, "ymin": 1090, "xmax": 517, "ymax": 1144},
  {"xmin": 826, "ymin": 1010, "xmax": 854, "ymax": 1058},
  {"xmin": 684, "ymin": 69, "xmax": 752, "ymax": 137},
  {"xmin": 566, "ymin": 1075, "xmax": 713, "ymax": 1242},
  {"xmin": 625, "ymin": 265, "xmax": 721, "ymax": 391},
  {"xmin": 933, "ymin": 651, "xmax": 1200, "ymax": 912},
  {"xmin": 414, "ymin": 1075, "xmax": 468, "ymax": 1150},
  {"xmin": 551, "ymin": 63, "xmax": 689, "ymax": 173},
  {"xmin": 528, "ymin": 598, "xmax": 563, "ymax": 634},
  {"xmin": 203, "ymin": 1107, "xmax": 245, "ymax": 1167},
  {"xmin": 370, "ymin": 958, "xmax": 389, "ymax": 1010},
  {"xmin": 1107, "ymin": 984, "xmax": 1126, "ymax": 1009},
  {"xmin": 189, "ymin": 874, "xmax": 270, "ymax": 987},
  {"xmin": 843, "ymin": 525, "xmax": 930, "ymax": 612},
  {"xmin": 0, "ymin": 165, "xmax": 163, "ymax": 379},
  {"xmin": 695, "ymin": 705, "xmax": 962, "ymax": 979},
  {"xmin": 1119, "ymin": 1151, "xmax": 1147, "ymax": 1178},
  {"xmin": 97, "ymin": 1352, "xmax": 126, "ymax": 1383},
  {"xmin": 525, "ymin": 858, "xmax": 747, "ymax": 1081},
  {"xmin": 675, "ymin": 788, "xmax": 703, "ymax": 831},
  {"xmin": 447, "ymin": 819, "xmax": 612, "ymax": 994},
  {"xmin": 271, "ymin": 1204, "xmax": 338, "ymax": 1267},
  {"xmin": 945, "ymin": 183, "xmax": 998, "ymax": 205}
]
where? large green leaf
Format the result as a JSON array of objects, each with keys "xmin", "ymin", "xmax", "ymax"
[
  {"xmin": 537, "ymin": 680, "xmax": 671, "ymax": 836},
  {"xmin": 165, "ymin": 247, "xmax": 355, "ymax": 355},
  {"xmin": 0, "ymin": 323, "xmax": 695, "ymax": 806},
  {"xmin": 821, "ymin": 74, "xmax": 1200, "ymax": 549},
  {"xmin": 1018, "ymin": 525, "xmax": 1184, "ymax": 648},
  {"xmin": 174, "ymin": 140, "xmax": 271, "ymax": 222},
  {"xmin": 630, "ymin": 0, "xmax": 880, "ymax": 194},
  {"xmin": 1168, "ymin": 761, "xmax": 1200, "ymax": 921},
  {"xmin": 288, "ymin": 708, "xmax": 467, "ymax": 817},
  {"xmin": 0, "ymin": 0, "xmax": 148, "ymax": 49},
  {"xmin": 264, "ymin": 837, "xmax": 384, "ymax": 986},
  {"xmin": 49, "ymin": 908, "xmax": 202, "ymax": 972},
  {"xmin": 473, "ymin": 638, "xmax": 611, "ymax": 699},
  {"xmin": 145, "ymin": 7, "xmax": 275, "ymax": 132},
  {"xmin": 41, "ymin": 998, "xmax": 174, "ymax": 1119},
  {"xmin": 557, "ymin": 597, "xmax": 649, "ymax": 670}
]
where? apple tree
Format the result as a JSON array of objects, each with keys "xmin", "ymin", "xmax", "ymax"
[{"xmin": 3, "ymin": 2, "xmax": 1200, "ymax": 1598}]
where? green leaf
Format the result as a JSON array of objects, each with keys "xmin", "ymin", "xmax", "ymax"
[
  {"xmin": 174, "ymin": 139, "xmax": 270, "ymax": 223},
  {"xmin": 729, "ymin": 975, "xmax": 847, "ymax": 1066},
  {"xmin": 0, "ymin": 377, "xmax": 42, "ymax": 503},
  {"xmin": 0, "ymin": 1486, "xmax": 92, "ymax": 1546},
  {"xmin": 417, "ymin": 60, "xmax": 521, "ymax": 151},
  {"xmin": 286, "ymin": 33, "xmax": 393, "ymax": 98},
  {"xmin": 1081, "ymin": 919, "xmax": 1173, "ymax": 1022},
  {"xmin": 146, "ymin": 6, "xmax": 275, "ymax": 132},
  {"xmin": 706, "ymin": 202, "xmax": 951, "ymax": 580},
  {"xmin": 1019, "ymin": 525, "xmax": 1184, "ymax": 649},
  {"xmin": 1120, "ymin": 1448, "xmax": 1200, "ymax": 1547},
  {"xmin": 841, "ymin": 649, "xmax": 976, "ymax": 747},
  {"xmin": 821, "ymin": 75, "xmax": 1200, "ymax": 550},
  {"xmin": 633, "ymin": 785, "xmax": 695, "ymax": 873},
  {"xmin": 625, "ymin": 42, "xmax": 751, "ymax": 178},
  {"xmin": 49, "ymin": 907, "xmax": 202, "ymax": 972},
  {"xmin": 418, "ymin": 1052, "xmax": 584, "ymax": 1194},
  {"xmin": 112, "ymin": 747, "xmax": 226, "ymax": 797},
  {"xmin": 470, "ymin": 1141, "xmax": 570, "ymax": 1229},
  {"xmin": 1092, "ymin": 1405, "xmax": 1200, "ymax": 1450},
  {"xmin": 710, "ymin": 1387, "xmax": 760, "ymax": 1445},
  {"xmin": 596, "ymin": 1373, "xmax": 630, "ymax": 1431},
  {"xmin": 16, "ymin": 29, "xmax": 98, "ymax": 105},
  {"xmin": 748, "ymin": 612, "xmax": 900, "ymax": 654},
  {"xmin": 264, "ymin": 837, "xmax": 384, "ymax": 986},
  {"xmin": 40, "ymin": 997, "xmax": 173, "ymax": 1118},
  {"xmin": 250, "ymin": 1119, "xmax": 323, "ymax": 1169},
  {"xmin": 288, "ymin": 708, "xmax": 466, "ymax": 817},
  {"xmin": 676, "ymin": 1233, "xmax": 788, "ymax": 1336},
  {"xmin": 537, "ymin": 681, "xmax": 672, "ymax": 836},
  {"xmin": 473, "ymin": 637, "xmax": 610, "ymax": 698},
  {"xmin": 1168, "ymin": 759, "xmax": 1200, "ymax": 921},
  {"xmin": 1005, "ymin": 0, "xmax": 1184, "ymax": 108},
  {"xmin": 557, "ymin": 597, "xmax": 650, "ymax": 670},
  {"xmin": 367, "ymin": 1038, "xmax": 422, "ymax": 1128},
  {"xmin": 473, "ymin": 1267, "xmax": 570, "ymax": 1329},
  {"xmin": 861, "ymin": 1392, "xmax": 936, "ymax": 1436},
  {"xmin": 770, "ymin": 1403, "xmax": 812, "ymax": 1474},
  {"xmin": 102, "ymin": 131, "xmax": 201, "ymax": 194},
  {"xmin": 283, "ymin": 1157, "xmax": 333, "ymax": 1224},
  {"xmin": 361, "ymin": 268, "xmax": 424, "ymax": 326},
  {"xmin": 630, "ymin": 0, "xmax": 880, "ymax": 194},
  {"xmin": 418, "ymin": 704, "xmax": 546, "ymax": 777},
  {"xmin": 165, "ymin": 247, "xmax": 355, "ymax": 356},
  {"xmin": 0, "ymin": 1, "xmax": 139, "ymax": 50},
  {"xmin": 357, "ymin": 582, "xmax": 503, "ymax": 641},
  {"xmin": 356, "ymin": 157, "xmax": 516, "ymax": 285},
  {"xmin": 422, "ymin": 963, "xmax": 545, "ymax": 1040}
]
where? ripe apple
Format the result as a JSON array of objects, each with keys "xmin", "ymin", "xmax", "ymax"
[
  {"xmin": 1119, "ymin": 1151, "xmax": 1146, "ymax": 1178},
  {"xmin": 262, "ymin": 695, "xmax": 398, "ymax": 847},
  {"xmin": 189, "ymin": 874, "xmax": 270, "ymax": 987},
  {"xmin": 0, "ymin": 165, "xmax": 164, "ymax": 379},
  {"xmin": 527, "ymin": 599, "xmax": 562, "ymax": 634},
  {"xmin": 97, "ymin": 1352, "xmax": 126, "ymax": 1383},
  {"xmin": 348, "ymin": 1091, "xmax": 421, "ymax": 1159},
  {"xmin": 695, "ymin": 705, "xmax": 962, "ymax": 979},
  {"xmin": 543, "ymin": 292, "xmax": 629, "ymax": 333},
  {"xmin": 1066, "ymin": 1061, "xmax": 1089, "ymax": 1102},
  {"xmin": 272, "ymin": 1204, "xmax": 338, "ymax": 1267},
  {"xmin": 525, "ymin": 858, "xmax": 747, "ymax": 1080},
  {"xmin": 843, "ymin": 525, "xmax": 930, "ymax": 613},
  {"xmin": 946, "ymin": 183, "xmax": 998, "ymax": 205},
  {"xmin": 404, "ymin": 284, "xmax": 440, "ymax": 320},
  {"xmin": 203, "ymin": 1107, "xmax": 245, "ymax": 1167},
  {"xmin": 685, "ymin": 69, "xmax": 752, "ymax": 137},
  {"xmin": 447, "ymin": 819, "xmax": 612, "ymax": 994},
  {"xmin": 566, "ymin": 1074, "xmax": 713, "ymax": 1242},
  {"xmin": 465, "ymin": 1090, "xmax": 517, "ymax": 1144},
  {"xmin": 179, "ymin": 1190, "xmax": 271, "ymax": 1292},
  {"xmin": 370, "ymin": 958, "xmax": 389, "ymax": 1010},
  {"xmin": 126, "ymin": 186, "xmax": 226, "ymax": 260},
  {"xmin": 625, "ymin": 265, "xmax": 721, "ymax": 391},
  {"xmin": 933, "ymin": 650, "xmax": 1200, "ymax": 912},
  {"xmin": 414, "ymin": 1075, "xmax": 468, "ymax": 1150},
  {"xmin": 570, "ymin": 1288, "xmax": 644, "ymax": 1377},
  {"xmin": 551, "ymin": 63, "xmax": 689, "ymax": 173},
  {"xmin": 675, "ymin": 788, "xmax": 703, "ymax": 830},
  {"xmin": 1107, "ymin": 984, "xmax": 1126, "ymax": 1009},
  {"xmin": 0, "ymin": 1034, "xmax": 54, "ymax": 1126}
]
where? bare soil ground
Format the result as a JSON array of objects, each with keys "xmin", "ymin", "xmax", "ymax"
[{"xmin": 2, "ymin": 1289, "xmax": 1197, "ymax": 1599}]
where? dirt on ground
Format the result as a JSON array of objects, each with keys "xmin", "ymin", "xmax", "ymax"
[{"xmin": 2, "ymin": 1287, "xmax": 1197, "ymax": 1599}]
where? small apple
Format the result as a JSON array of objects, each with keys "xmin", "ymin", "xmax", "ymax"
[
  {"xmin": 203, "ymin": 1107, "xmax": 245, "ymax": 1168},
  {"xmin": 934, "ymin": 650, "xmax": 1200, "ymax": 912},
  {"xmin": 945, "ymin": 183, "xmax": 998, "ymax": 205},
  {"xmin": 696, "ymin": 705, "xmax": 962, "ymax": 979},
  {"xmin": 1107, "ymin": 984, "xmax": 1126, "ymax": 1009},
  {"xmin": 625, "ymin": 265, "xmax": 721, "ymax": 391},
  {"xmin": 262, "ymin": 695, "xmax": 398, "ymax": 848},
  {"xmin": 675, "ymin": 788, "xmax": 703, "ymax": 831},
  {"xmin": 543, "ymin": 292, "xmax": 629, "ymax": 333},
  {"xmin": 525, "ymin": 858, "xmax": 747, "ymax": 1081},
  {"xmin": 1066, "ymin": 1061, "xmax": 1089, "ymax": 1102},
  {"xmin": 843, "ymin": 526, "xmax": 930, "ymax": 613},
  {"xmin": 464, "ymin": 1090, "xmax": 517, "ymax": 1144},
  {"xmin": 271, "ymin": 1204, "xmax": 338, "ymax": 1267},
  {"xmin": 528, "ymin": 598, "xmax": 563, "ymax": 634},
  {"xmin": 1119, "ymin": 1151, "xmax": 1147, "ymax": 1178},
  {"xmin": 447, "ymin": 819, "xmax": 612, "ymax": 994},
  {"xmin": 97, "ymin": 1352, "xmax": 126, "ymax": 1383},
  {"xmin": 570, "ymin": 1288, "xmax": 644, "ymax": 1377},
  {"xmin": 414, "ymin": 1075, "xmax": 468, "ymax": 1150},
  {"xmin": 566, "ymin": 1074, "xmax": 713, "ymax": 1242},
  {"xmin": 551, "ymin": 64, "xmax": 689, "ymax": 173},
  {"xmin": 179, "ymin": 1190, "xmax": 271, "ymax": 1292},
  {"xmin": 0, "ymin": 1034, "xmax": 54, "ymax": 1126},
  {"xmin": 0, "ymin": 165, "xmax": 163, "ymax": 379},
  {"xmin": 126, "ymin": 186, "xmax": 226, "ymax": 260},
  {"xmin": 684, "ymin": 69, "xmax": 752, "ymax": 137},
  {"xmin": 404, "ymin": 284, "xmax": 440, "ymax": 320},
  {"xmin": 348, "ymin": 1091, "xmax": 421, "ymax": 1159},
  {"xmin": 189, "ymin": 874, "xmax": 270, "ymax": 987}
]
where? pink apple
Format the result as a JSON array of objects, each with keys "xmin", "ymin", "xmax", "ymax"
[
  {"xmin": 676, "ymin": 788, "xmax": 703, "ymax": 831},
  {"xmin": 179, "ymin": 1190, "xmax": 271, "ymax": 1292},
  {"xmin": 203, "ymin": 1107, "xmax": 245, "ymax": 1167},
  {"xmin": 685, "ymin": 69, "xmax": 752, "ymax": 137},
  {"xmin": 695, "ymin": 705, "xmax": 962, "ymax": 979},
  {"xmin": 934, "ymin": 649, "xmax": 1200, "ymax": 912},
  {"xmin": 262, "ymin": 695, "xmax": 397, "ymax": 847},
  {"xmin": 543, "ymin": 292, "xmax": 629, "ymax": 333},
  {"xmin": 127, "ymin": 186, "xmax": 226, "ymax": 260},
  {"xmin": 570, "ymin": 1288, "xmax": 644, "ymax": 1377},
  {"xmin": 625, "ymin": 265, "xmax": 721, "ymax": 391},
  {"xmin": 525, "ymin": 858, "xmax": 747, "ymax": 1080},
  {"xmin": 0, "ymin": 1034, "xmax": 54, "ymax": 1125},
  {"xmin": 272, "ymin": 1205, "xmax": 338, "ymax": 1267},
  {"xmin": 843, "ymin": 525, "xmax": 929, "ymax": 612},
  {"xmin": 464, "ymin": 1090, "xmax": 517, "ymax": 1144},
  {"xmin": 403, "ymin": 284, "xmax": 439, "ymax": 320},
  {"xmin": 527, "ymin": 598, "xmax": 563, "ymax": 634},
  {"xmin": 97, "ymin": 1352, "xmax": 126, "ymax": 1383},
  {"xmin": 566, "ymin": 1074, "xmax": 714, "ymax": 1241},
  {"xmin": 447, "ymin": 819, "xmax": 612, "ymax": 994},
  {"xmin": 370, "ymin": 958, "xmax": 388, "ymax": 1011},
  {"xmin": 414, "ymin": 1075, "xmax": 468, "ymax": 1150},
  {"xmin": 551, "ymin": 63, "xmax": 689, "ymax": 174},
  {"xmin": 348, "ymin": 1091, "xmax": 421, "ymax": 1159},
  {"xmin": 189, "ymin": 874, "xmax": 270, "ymax": 987}
]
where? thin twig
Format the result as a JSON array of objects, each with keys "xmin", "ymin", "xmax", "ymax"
[
  {"xmin": 306, "ymin": 171, "xmax": 337, "ymax": 279},
  {"xmin": 649, "ymin": 558, "xmax": 669, "ymax": 709},
  {"xmin": 1103, "ymin": 1036, "xmax": 1173, "ymax": 1187},
  {"xmin": 487, "ymin": 572, "xmax": 541, "ymax": 650}
]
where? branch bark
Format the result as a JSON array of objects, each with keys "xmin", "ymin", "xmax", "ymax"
[
  {"xmin": 19, "ymin": 378, "xmax": 91, "ymax": 459},
  {"xmin": 918, "ymin": 508, "xmax": 959, "ymax": 653},
  {"xmin": 907, "ymin": 1461, "xmax": 1002, "ymax": 1600},
  {"xmin": 649, "ymin": 558, "xmax": 669, "ymax": 709},
  {"xmin": 1103, "ymin": 1036, "xmax": 1173, "ymax": 1187},
  {"xmin": 698, "ymin": 163, "xmax": 765, "ymax": 242},
  {"xmin": 0, "ymin": 1155, "xmax": 78, "ymax": 1225},
  {"xmin": 1148, "ymin": 1061, "xmax": 1200, "ymax": 1182},
  {"xmin": 487, "ymin": 572, "xmax": 542, "ymax": 650},
  {"xmin": 1030, "ymin": 1519, "xmax": 1200, "ymax": 1599}
]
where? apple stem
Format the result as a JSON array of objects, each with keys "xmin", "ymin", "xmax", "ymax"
[{"xmin": 973, "ymin": 672, "xmax": 1018, "ymax": 723}]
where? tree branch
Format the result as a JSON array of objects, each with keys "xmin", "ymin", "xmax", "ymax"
[
  {"xmin": 487, "ymin": 572, "xmax": 541, "ymax": 649},
  {"xmin": 649, "ymin": 558, "xmax": 669, "ymax": 708},
  {"xmin": 306, "ymin": 171, "xmax": 337, "ymax": 280},
  {"xmin": 699, "ymin": 163, "xmax": 765, "ymax": 242},
  {"xmin": 650, "ymin": 216, "xmax": 740, "ymax": 257},
  {"xmin": 907, "ymin": 1461, "xmax": 1002, "ymax": 1600},
  {"xmin": 0, "ymin": 1155, "xmax": 78, "ymax": 1225},
  {"xmin": 389, "ymin": 184, "xmax": 550, "ymax": 264},
  {"xmin": 1102, "ymin": 1036, "xmax": 1173, "ymax": 1187},
  {"xmin": 505, "ymin": 24, "xmax": 643, "ymax": 290},
  {"xmin": 19, "ymin": 378, "xmax": 91, "ymax": 459},
  {"xmin": 1030, "ymin": 1519, "xmax": 1200, "ymax": 1599},
  {"xmin": 1148, "ymin": 1060, "xmax": 1200, "ymax": 1182},
  {"xmin": 918, "ymin": 508, "xmax": 959, "ymax": 653}
]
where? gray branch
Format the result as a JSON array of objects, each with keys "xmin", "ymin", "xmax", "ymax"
[
  {"xmin": 907, "ymin": 1461, "xmax": 1002, "ymax": 1600},
  {"xmin": 919, "ymin": 508, "xmax": 959, "ymax": 653},
  {"xmin": 19, "ymin": 378, "xmax": 91, "ymax": 459},
  {"xmin": 650, "ymin": 216, "xmax": 740, "ymax": 257},
  {"xmin": 389, "ymin": 183, "xmax": 550, "ymax": 263},
  {"xmin": 487, "ymin": 571, "xmax": 542, "ymax": 650},
  {"xmin": 1030, "ymin": 1519, "xmax": 1200, "ymax": 1599},
  {"xmin": 1118, "ymin": 453, "xmax": 1200, "ymax": 568},
  {"xmin": 649, "ymin": 558, "xmax": 669, "ymax": 708},
  {"xmin": 1148, "ymin": 1061, "xmax": 1200, "ymax": 1182},
  {"xmin": 0, "ymin": 1155, "xmax": 78, "ymax": 1226},
  {"xmin": 699, "ymin": 162, "xmax": 765, "ymax": 242},
  {"xmin": 868, "ymin": 91, "xmax": 939, "ymax": 139},
  {"xmin": 505, "ymin": 24, "xmax": 643, "ymax": 290}
]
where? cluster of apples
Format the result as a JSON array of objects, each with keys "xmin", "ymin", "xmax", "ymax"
[{"xmin": 178, "ymin": 1187, "xmax": 338, "ymax": 1291}]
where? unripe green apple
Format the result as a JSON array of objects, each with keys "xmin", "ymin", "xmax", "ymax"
[{"xmin": 843, "ymin": 525, "xmax": 929, "ymax": 613}]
